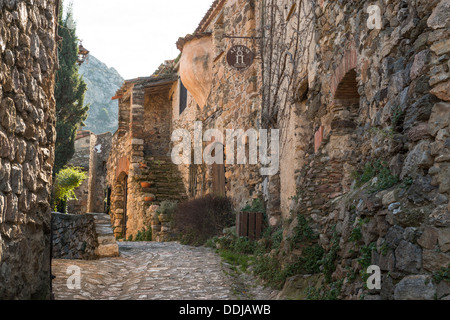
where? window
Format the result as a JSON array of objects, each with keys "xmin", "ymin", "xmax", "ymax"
[{"xmin": 179, "ymin": 80, "xmax": 188, "ymax": 115}]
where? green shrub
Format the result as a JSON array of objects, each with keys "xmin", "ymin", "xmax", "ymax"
[
  {"xmin": 320, "ymin": 227, "xmax": 340, "ymax": 283},
  {"xmin": 353, "ymin": 159, "xmax": 398, "ymax": 192},
  {"xmin": 432, "ymin": 266, "xmax": 450, "ymax": 284},
  {"xmin": 219, "ymin": 250, "xmax": 253, "ymax": 272},
  {"xmin": 134, "ymin": 226, "xmax": 152, "ymax": 242},
  {"xmin": 53, "ymin": 167, "xmax": 87, "ymax": 213},
  {"xmin": 242, "ymin": 198, "xmax": 265, "ymax": 213},
  {"xmin": 306, "ymin": 279, "xmax": 343, "ymax": 300},
  {"xmin": 253, "ymin": 254, "xmax": 286, "ymax": 289},
  {"xmin": 290, "ymin": 214, "xmax": 319, "ymax": 249},
  {"xmin": 156, "ymin": 200, "xmax": 178, "ymax": 217}
]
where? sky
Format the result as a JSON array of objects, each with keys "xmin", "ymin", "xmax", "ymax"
[{"xmin": 66, "ymin": 0, "xmax": 214, "ymax": 80}]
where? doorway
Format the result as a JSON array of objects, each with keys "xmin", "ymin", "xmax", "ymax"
[{"xmin": 211, "ymin": 144, "xmax": 226, "ymax": 196}]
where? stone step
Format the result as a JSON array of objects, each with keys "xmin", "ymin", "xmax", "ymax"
[
  {"xmin": 97, "ymin": 235, "xmax": 117, "ymax": 246},
  {"xmin": 88, "ymin": 213, "xmax": 119, "ymax": 258},
  {"xmin": 96, "ymin": 224, "xmax": 115, "ymax": 236}
]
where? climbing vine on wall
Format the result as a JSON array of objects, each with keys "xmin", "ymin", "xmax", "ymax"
[{"xmin": 261, "ymin": 0, "xmax": 315, "ymax": 141}]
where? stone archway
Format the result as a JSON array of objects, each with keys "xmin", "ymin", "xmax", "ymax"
[
  {"xmin": 313, "ymin": 47, "xmax": 361, "ymax": 194},
  {"xmin": 328, "ymin": 48, "xmax": 360, "ymax": 192}
]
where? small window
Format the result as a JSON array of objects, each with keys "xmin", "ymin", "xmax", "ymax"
[{"xmin": 179, "ymin": 80, "xmax": 188, "ymax": 115}]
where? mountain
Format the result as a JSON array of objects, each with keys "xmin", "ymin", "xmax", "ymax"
[{"xmin": 79, "ymin": 55, "xmax": 124, "ymax": 134}]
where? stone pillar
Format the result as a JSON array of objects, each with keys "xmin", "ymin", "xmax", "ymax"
[{"xmin": 87, "ymin": 132, "xmax": 112, "ymax": 213}]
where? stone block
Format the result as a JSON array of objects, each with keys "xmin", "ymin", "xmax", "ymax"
[
  {"xmin": 382, "ymin": 189, "xmax": 400, "ymax": 206},
  {"xmin": 0, "ymin": 131, "xmax": 11, "ymax": 158},
  {"xmin": 436, "ymin": 281, "xmax": 450, "ymax": 299},
  {"xmin": 417, "ymin": 227, "xmax": 439, "ymax": 249},
  {"xmin": 430, "ymin": 38, "xmax": 450, "ymax": 55},
  {"xmin": 422, "ymin": 249, "xmax": 450, "ymax": 271},
  {"xmin": 394, "ymin": 275, "xmax": 436, "ymax": 300},
  {"xmin": 97, "ymin": 244, "xmax": 119, "ymax": 258},
  {"xmin": 438, "ymin": 227, "xmax": 450, "ymax": 252},
  {"xmin": 431, "ymin": 80, "xmax": 450, "ymax": 101},
  {"xmin": 427, "ymin": 0, "xmax": 450, "ymax": 29},
  {"xmin": 429, "ymin": 102, "xmax": 450, "ymax": 136},
  {"xmin": 401, "ymin": 141, "xmax": 433, "ymax": 179},
  {"xmin": 395, "ymin": 240, "xmax": 422, "ymax": 273}
]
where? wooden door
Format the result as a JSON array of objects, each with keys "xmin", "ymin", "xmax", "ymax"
[
  {"xmin": 212, "ymin": 163, "xmax": 225, "ymax": 196},
  {"xmin": 211, "ymin": 144, "xmax": 226, "ymax": 196}
]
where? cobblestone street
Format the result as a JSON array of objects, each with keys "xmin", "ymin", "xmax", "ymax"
[{"xmin": 52, "ymin": 242, "xmax": 277, "ymax": 300}]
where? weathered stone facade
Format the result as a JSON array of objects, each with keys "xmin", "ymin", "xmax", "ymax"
[
  {"xmin": 0, "ymin": 0, "xmax": 59, "ymax": 299},
  {"xmin": 52, "ymin": 212, "xmax": 98, "ymax": 260},
  {"xmin": 66, "ymin": 130, "xmax": 91, "ymax": 214},
  {"xmin": 107, "ymin": 0, "xmax": 265, "ymax": 240},
  {"xmin": 261, "ymin": 0, "xmax": 450, "ymax": 300},
  {"xmin": 104, "ymin": 0, "xmax": 449, "ymax": 299},
  {"xmin": 52, "ymin": 212, "xmax": 119, "ymax": 260},
  {"xmin": 87, "ymin": 131, "xmax": 112, "ymax": 213},
  {"xmin": 176, "ymin": 0, "xmax": 263, "ymax": 209},
  {"xmin": 107, "ymin": 74, "xmax": 187, "ymax": 239},
  {"xmin": 67, "ymin": 130, "xmax": 112, "ymax": 215}
]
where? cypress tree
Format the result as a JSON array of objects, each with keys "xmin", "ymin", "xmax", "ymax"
[{"xmin": 54, "ymin": 3, "xmax": 89, "ymax": 174}]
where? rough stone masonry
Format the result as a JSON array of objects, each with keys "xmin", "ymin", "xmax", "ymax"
[
  {"xmin": 261, "ymin": 0, "xmax": 450, "ymax": 300},
  {"xmin": 0, "ymin": 0, "xmax": 59, "ymax": 299}
]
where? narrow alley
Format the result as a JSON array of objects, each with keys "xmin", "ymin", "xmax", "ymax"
[{"xmin": 52, "ymin": 242, "xmax": 277, "ymax": 300}]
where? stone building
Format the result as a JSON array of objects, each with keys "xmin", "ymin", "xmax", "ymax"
[
  {"xmin": 66, "ymin": 130, "xmax": 112, "ymax": 215},
  {"xmin": 261, "ymin": 0, "xmax": 450, "ymax": 300},
  {"xmin": 107, "ymin": 0, "xmax": 264, "ymax": 240},
  {"xmin": 0, "ymin": 0, "xmax": 59, "ymax": 299},
  {"xmin": 106, "ymin": 0, "xmax": 449, "ymax": 299},
  {"xmin": 175, "ymin": 0, "xmax": 263, "ymax": 207},
  {"xmin": 107, "ymin": 70, "xmax": 188, "ymax": 239},
  {"xmin": 66, "ymin": 130, "xmax": 91, "ymax": 214}
]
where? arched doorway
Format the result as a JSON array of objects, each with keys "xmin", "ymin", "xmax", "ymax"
[
  {"xmin": 331, "ymin": 68, "xmax": 360, "ymax": 135},
  {"xmin": 330, "ymin": 66, "xmax": 360, "ymax": 192}
]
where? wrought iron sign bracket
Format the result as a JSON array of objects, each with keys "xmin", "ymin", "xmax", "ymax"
[{"xmin": 222, "ymin": 34, "xmax": 262, "ymax": 40}]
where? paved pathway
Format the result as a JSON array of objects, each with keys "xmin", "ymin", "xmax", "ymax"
[{"xmin": 52, "ymin": 242, "xmax": 277, "ymax": 300}]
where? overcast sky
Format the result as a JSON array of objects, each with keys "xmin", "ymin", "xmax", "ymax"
[{"xmin": 67, "ymin": 0, "xmax": 214, "ymax": 80}]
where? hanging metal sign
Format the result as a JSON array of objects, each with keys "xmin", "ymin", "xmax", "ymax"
[{"xmin": 226, "ymin": 45, "xmax": 255, "ymax": 70}]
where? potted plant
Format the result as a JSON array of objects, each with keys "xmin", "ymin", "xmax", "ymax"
[
  {"xmin": 141, "ymin": 181, "xmax": 152, "ymax": 188},
  {"xmin": 144, "ymin": 195, "xmax": 156, "ymax": 202}
]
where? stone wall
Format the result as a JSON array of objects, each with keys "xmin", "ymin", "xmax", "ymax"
[
  {"xmin": 176, "ymin": 0, "xmax": 264, "ymax": 211},
  {"xmin": 263, "ymin": 0, "xmax": 450, "ymax": 300},
  {"xmin": 170, "ymin": 79, "xmax": 202, "ymax": 198},
  {"xmin": 67, "ymin": 130, "xmax": 112, "ymax": 215},
  {"xmin": 106, "ymin": 129, "xmax": 130, "ymax": 239},
  {"xmin": 67, "ymin": 130, "xmax": 91, "ymax": 215},
  {"xmin": 52, "ymin": 213, "xmax": 98, "ymax": 260},
  {"xmin": 107, "ymin": 75, "xmax": 187, "ymax": 240},
  {"xmin": 143, "ymin": 92, "xmax": 171, "ymax": 156},
  {"xmin": 0, "ymin": 0, "xmax": 59, "ymax": 299},
  {"xmin": 87, "ymin": 132, "xmax": 112, "ymax": 213}
]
